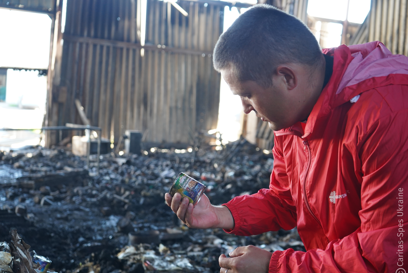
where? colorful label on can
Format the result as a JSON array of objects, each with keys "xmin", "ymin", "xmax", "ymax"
[{"xmin": 170, "ymin": 173, "xmax": 206, "ymax": 204}]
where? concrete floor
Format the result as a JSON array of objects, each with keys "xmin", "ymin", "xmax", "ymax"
[{"xmin": 0, "ymin": 102, "xmax": 44, "ymax": 149}]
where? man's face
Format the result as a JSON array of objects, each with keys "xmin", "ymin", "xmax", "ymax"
[{"xmin": 221, "ymin": 68, "xmax": 299, "ymax": 131}]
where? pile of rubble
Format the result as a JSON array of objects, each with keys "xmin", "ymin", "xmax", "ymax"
[{"xmin": 0, "ymin": 138, "xmax": 304, "ymax": 273}]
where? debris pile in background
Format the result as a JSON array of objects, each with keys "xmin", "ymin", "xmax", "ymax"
[{"xmin": 0, "ymin": 138, "xmax": 304, "ymax": 273}]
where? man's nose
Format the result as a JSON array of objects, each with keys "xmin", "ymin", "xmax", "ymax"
[{"xmin": 241, "ymin": 98, "xmax": 254, "ymax": 114}]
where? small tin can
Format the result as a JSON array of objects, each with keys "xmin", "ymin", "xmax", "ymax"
[{"xmin": 169, "ymin": 173, "xmax": 206, "ymax": 205}]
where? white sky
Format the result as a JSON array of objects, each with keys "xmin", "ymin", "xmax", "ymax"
[
  {"xmin": 0, "ymin": 9, "xmax": 50, "ymax": 107},
  {"xmin": 0, "ymin": 9, "xmax": 51, "ymax": 69}
]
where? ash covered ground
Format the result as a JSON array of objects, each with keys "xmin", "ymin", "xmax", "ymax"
[{"xmin": 0, "ymin": 139, "xmax": 304, "ymax": 273}]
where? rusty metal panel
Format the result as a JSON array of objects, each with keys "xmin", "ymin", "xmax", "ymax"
[
  {"xmin": 49, "ymin": 0, "xmax": 223, "ymax": 148},
  {"xmin": 0, "ymin": 0, "xmax": 54, "ymax": 14}
]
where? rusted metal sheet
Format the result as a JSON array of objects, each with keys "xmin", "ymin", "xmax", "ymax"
[
  {"xmin": 0, "ymin": 0, "xmax": 55, "ymax": 14},
  {"xmin": 351, "ymin": 0, "xmax": 408, "ymax": 56},
  {"xmin": 48, "ymin": 0, "xmax": 223, "ymax": 148}
]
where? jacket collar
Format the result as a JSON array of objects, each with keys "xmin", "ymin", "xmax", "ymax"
[{"xmin": 275, "ymin": 44, "xmax": 353, "ymax": 138}]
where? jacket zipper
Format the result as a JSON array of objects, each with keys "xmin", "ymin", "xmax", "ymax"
[{"xmin": 302, "ymin": 140, "xmax": 320, "ymax": 223}]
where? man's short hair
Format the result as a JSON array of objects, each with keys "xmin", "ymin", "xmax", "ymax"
[{"xmin": 213, "ymin": 4, "xmax": 322, "ymax": 87}]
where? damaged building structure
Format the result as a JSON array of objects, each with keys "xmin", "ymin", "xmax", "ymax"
[{"xmin": 1, "ymin": 0, "xmax": 408, "ymax": 272}]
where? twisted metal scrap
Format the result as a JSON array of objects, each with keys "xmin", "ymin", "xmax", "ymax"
[{"xmin": 9, "ymin": 229, "xmax": 35, "ymax": 273}]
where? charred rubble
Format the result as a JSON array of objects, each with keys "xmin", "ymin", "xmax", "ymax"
[{"xmin": 0, "ymin": 138, "xmax": 305, "ymax": 273}]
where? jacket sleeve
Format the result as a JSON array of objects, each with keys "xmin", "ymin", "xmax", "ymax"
[
  {"xmin": 270, "ymin": 105, "xmax": 408, "ymax": 272},
  {"xmin": 223, "ymin": 136, "xmax": 297, "ymax": 235}
]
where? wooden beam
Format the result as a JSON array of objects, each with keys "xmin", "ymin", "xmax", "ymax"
[
  {"xmin": 62, "ymin": 34, "xmax": 214, "ymax": 56},
  {"xmin": 75, "ymin": 99, "xmax": 91, "ymax": 126}
]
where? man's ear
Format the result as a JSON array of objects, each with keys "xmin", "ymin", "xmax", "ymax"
[{"xmin": 276, "ymin": 66, "xmax": 296, "ymax": 90}]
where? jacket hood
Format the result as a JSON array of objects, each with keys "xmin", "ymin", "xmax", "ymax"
[{"xmin": 275, "ymin": 41, "xmax": 408, "ymax": 138}]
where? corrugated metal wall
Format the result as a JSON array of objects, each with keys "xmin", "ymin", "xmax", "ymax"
[
  {"xmin": 271, "ymin": 0, "xmax": 308, "ymax": 23},
  {"xmin": 0, "ymin": 0, "xmax": 54, "ymax": 13},
  {"xmin": 254, "ymin": 0, "xmax": 309, "ymax": 150},
  {"xmin": 350, "ymin": 0, "xmax": 408, "ymax": 56},
  {"xmin": 49, "ymin": 0, "xmax": 224, "ymax": 147}
]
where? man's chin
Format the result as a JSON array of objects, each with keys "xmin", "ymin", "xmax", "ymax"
[
  {"xmin": 268, "ymin": 122, "xmax": 278, "ymax": 131},
  {"xmin": 268, "ymin": 122, "xmax": 289, "ymax": 131}
]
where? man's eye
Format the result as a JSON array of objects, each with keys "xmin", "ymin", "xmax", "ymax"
[{"xmin": 239, "ymin": 94, "xmax": 251, "ymax": 99}]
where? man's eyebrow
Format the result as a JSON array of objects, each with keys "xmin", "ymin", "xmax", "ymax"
[
  {"xmin": 231, "ymin": 89, "xmax": 246, "ymax": 96},
  {"xmin": 230, "ymin": 89, "xmax": 239, "ymax": 95}
]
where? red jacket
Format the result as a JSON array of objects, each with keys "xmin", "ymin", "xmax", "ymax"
[{"xmin": 224, "ymin": 42, "xmax": 408, "ymax": 272}]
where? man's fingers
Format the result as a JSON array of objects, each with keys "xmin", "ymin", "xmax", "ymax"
[
  {"xmin": 164, "ymin": 193, "xmax": 172, "ymax": 206},
  {"xmin": 185, "ymin": 203, "xmax": 194, "ymax": 223},
  {"xmin": 219, "ymin": 254, "xmax": 234, "ymax": 270},
  {"xmin": 229, "ymin": 246, "xmax": 246, "ymax": 257},
  {"xmin": 219, "ymin": 249, "xmax": 243, "ymax": 270},
  {"xmin": 176, "ymin": 197, "xmax": 190, "ymax": 222},
  {"xmin": 166, "ymin": 193, "xmax": 193, "ymax": 224},
  {"xmin": 170, "ymin": 193, "xmax": 182, "ymax": 212}
]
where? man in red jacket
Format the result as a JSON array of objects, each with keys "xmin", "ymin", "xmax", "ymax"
[{"xmin": 165, "ymin": 4, "xmax": 408, "ymax": 273}]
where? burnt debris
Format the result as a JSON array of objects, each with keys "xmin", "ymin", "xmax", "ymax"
[{"xmin": 0, "ymin": 139, "xmax": 304, "ymax": 273}]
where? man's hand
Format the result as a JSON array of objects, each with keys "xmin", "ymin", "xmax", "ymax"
[
  {"xmin": 164, "ymin": 192, "xmax": 234, "ymax": 229},
  {"xmin": 219, "ymin": 246, "xmax": 272, "ymax": 273}
]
